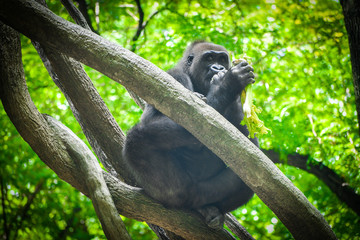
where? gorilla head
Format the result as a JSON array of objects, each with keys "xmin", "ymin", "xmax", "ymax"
[{"xmin": 180, "ymin": 41, "xmax": 231, "ymax": 94}]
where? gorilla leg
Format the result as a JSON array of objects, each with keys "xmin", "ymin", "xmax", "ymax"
[
  {"xmin": 190, "ymin": 168, "xmax": 252, "ymax": 209},
  {"xmin": 192, "ymin": 168, "xmax": 253, "ymax": 229},
  {"xmin": 217, "ymin": 182, "xmax": 253, "ymax": 213},
  {"xmin": 123, "ymin": 126, "xmax": 196, "ymax": 207},
  {"xmin": 196, "ymin": 182, "xmax": 253, "ymax": 230}
]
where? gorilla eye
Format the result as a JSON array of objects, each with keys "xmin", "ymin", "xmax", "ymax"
[{"xmin": 206, "ymin": 55, "xmax": 214, "ymax": 62}]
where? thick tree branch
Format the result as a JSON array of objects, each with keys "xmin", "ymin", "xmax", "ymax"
[
  {"xmin": 45, "ymin": 115, "xmax": 131, "ymax": 240},
  {"xmin": 30, "ymin": 0, "xmax": 139, "ymax": 184},
  {"xmin": 263, "ymin": 149, "xmax": 360, "ymax": 216},
  {"xmin": 0, "ymin": 1, "xmax": 337, "ymax": 239},
  {"xmin": 61, "ymin": 0, "xmax": 147, "ymax": 112},
  {"xmin": 0, "ymin": 22, "xmax": 86, "ymax": 195},
  {"xmin": 33, "ymin": 33, "xmax": 173, "ymax": 240},
  {"xmin": 0, "ymin": 21, "xmax": 237, "ymax": 240}
]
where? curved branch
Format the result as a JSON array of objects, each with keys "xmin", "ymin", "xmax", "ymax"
[
  {"xmin": 32, "ymin": 41, "xmax": 130, "ymax": 182},
  {"xmin": 60, "ymin": 0, "xmax": 91, "ymax": 31},
  {"xmin": 74, "ymin": 0, "xmax": 98, "ymax": 33},
  {"xmin": 132, "ymin": 0, "xmax": 144, "ymax": 43},
  {"xmin": 0, "ymin": 1, "xmax": 337, "ymax": 239},
  {"xmin": 46, "ymin": 115, "xmax": 131, "ymax": 240},
  {"xmin": 131, "ymin": 0, "xmax": 164, "ymax": 52},
  {"xmin": 263, "ymin": 149, "xmax": 360, "ymax": 216}
]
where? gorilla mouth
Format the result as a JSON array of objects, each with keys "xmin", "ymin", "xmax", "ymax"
[
  {"xmin": 209, "ymin": 70, "xmax": 226, "ymax": 83},
  {"xmin": 206, "ymin": 70, "xmax": 218, "ymax": 81}
]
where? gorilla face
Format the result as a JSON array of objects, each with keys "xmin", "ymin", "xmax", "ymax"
[{"xmin": 187, "ymin": 43, "xmax": 230, "ymax": 94}]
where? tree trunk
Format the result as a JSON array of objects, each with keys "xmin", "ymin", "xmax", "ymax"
[{"xmin": 340, "ymin": 0, "xmax": 360, "ymax": 134}]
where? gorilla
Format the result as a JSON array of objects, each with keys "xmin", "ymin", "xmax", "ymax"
[{"xmin": 123, "ymin": 41, "xmax": 258, "ymax": 229}]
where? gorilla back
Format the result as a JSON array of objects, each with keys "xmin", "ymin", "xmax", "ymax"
[{"xmin": 123, "ymin": 41, "xmax": 258, "ymax": 229}]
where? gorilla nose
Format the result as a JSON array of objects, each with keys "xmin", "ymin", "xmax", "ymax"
[{"xmin": 211, "ymin": 64, "xmax": 225, "ymax": 72}]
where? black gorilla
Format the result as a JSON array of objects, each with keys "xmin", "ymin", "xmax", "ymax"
[{"xmin": 123, "ymin": 41, "xmax": 258, "ymax": 229}]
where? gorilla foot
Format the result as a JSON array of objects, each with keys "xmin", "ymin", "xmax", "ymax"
[{"xmin": 197, "ymin": 206, "xmax": 225, "ymax": 230}]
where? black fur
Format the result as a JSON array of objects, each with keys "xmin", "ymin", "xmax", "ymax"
[{"xmin": 123, "ymin": 41, "xmax": 258, "ymax": 229}]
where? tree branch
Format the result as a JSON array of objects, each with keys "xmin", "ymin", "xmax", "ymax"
[
  {"xmin": 74, "ymin": 0, "xmax": 98, "ymax": 33},
  {"xmin": 132, "ymin": 0, "xmax": 144, "ymax": 43},
  {"xmin": 30, "ymin": 0, "xmax": 140, "ymax": 184},
  {"xmin": 225, "ymin": 213, "xmax": 255, "ymax": 240},
  {"xmin": 0, "ymin": 1, "xmax": 337, "ymax": 238},
  {"xmin": 131, "ymin": 0, "xmax": 163, "ymax": 52},
  {"xmin": 60, "ymin": 0, "xmax": 91, "ymax": 31},
  {"xmin": 32, "ymin": 38, "xmax": 131, "ymax": 182},
  {"xmin": 45, "ymin": 115, "xmax": 131, "ymax": 240},
  {"xmin": 31, "ymin": 0, "xmax": 127, "ymax": 181},
  {"xmin": 263, "ymin": 149, "xmax": 360, "ymax": 216}
]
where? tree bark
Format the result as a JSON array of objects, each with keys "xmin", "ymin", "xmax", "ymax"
[
  {"xmin": 0, "ymin": 1, "xmax": 337, "ymax": 239},
  {"xmin": 340, "ymin": 0, "xmax": 360, "ymax": 134}
]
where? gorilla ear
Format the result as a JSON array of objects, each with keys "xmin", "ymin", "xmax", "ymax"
[{"xmin": 186, "ymin": 54, "xmax": 194, "ymax": 66}]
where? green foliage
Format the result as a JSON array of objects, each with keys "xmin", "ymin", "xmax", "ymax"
[{"xmin": 1, "ymin": 0, "xmax": 359, "ymax": 239}]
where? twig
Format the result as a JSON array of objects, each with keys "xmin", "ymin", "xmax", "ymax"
[
  {"xmin": 61, "ymin": 0, "xmax": 91, "ymax": 30},
  {"xmin": 225, "ymin": 213, "xmax": 255, "ymax": 240},
  {"xmin": 132, "ymin": 0, "xmax": 144, "ymax": 43},
  {"xmin": 74, "ymin": 0, "xmax": 98, "ymax": 33},
  {"xmin": 131, "ymin": 0, "xmax": 164, "ymax": 52}
]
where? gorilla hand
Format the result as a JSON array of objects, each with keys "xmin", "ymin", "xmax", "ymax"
[
  {"xmin": 210, "ymin": 70, "xmax": 227, "ymax": 86},
  {"xmin": 227, "ymin": 60, "xmax": 255, "ymax": 93}
]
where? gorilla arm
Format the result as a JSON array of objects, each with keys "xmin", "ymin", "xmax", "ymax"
[
  {"xmin": 132, "ymin": 107, "xmax": 201, "ymax": 151},
  {"xmin": 206, "ymin": 61, "xmax": 255, "ymax": 114}
]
